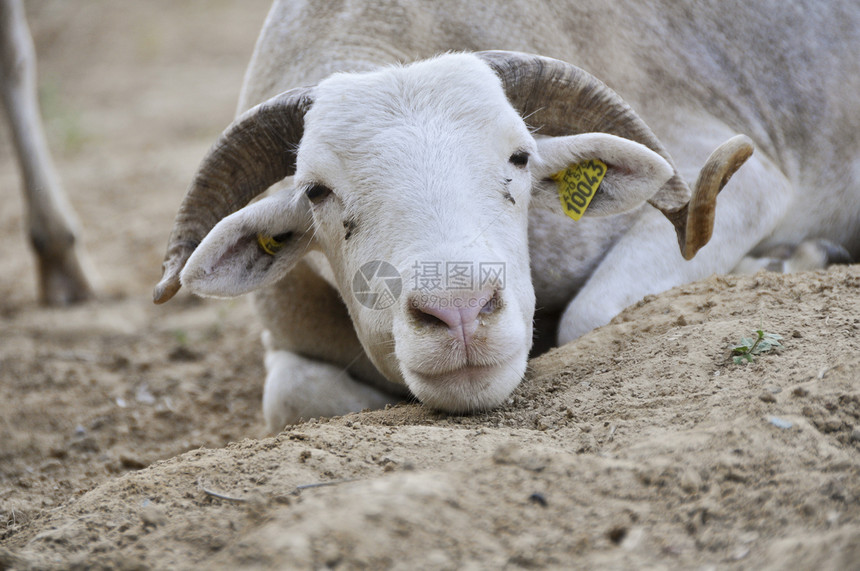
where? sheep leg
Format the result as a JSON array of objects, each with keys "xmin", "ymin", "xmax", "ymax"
[
  {"xmin": 262, "ymin": 334, "xmax": 400, "ymax": 433},
  {"xmin": 557, "ymin": 128, "xmax": 793, "ymax": 343},
  {"xmin": 0, "ymin": 0, "xmax": 94, "ymax": 305},
  {"xmin": 732, "ymin": 239, "xmax": 853, "ymax": 274},
  {"xmin": 254, "ymin": 259, "xmax": 405, "ymax": 432}
]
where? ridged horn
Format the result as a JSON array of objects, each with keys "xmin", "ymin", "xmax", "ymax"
[
  {"xmin": 153, "ymin": 86, "xmax": 315, "ymax": 304},
  {"xmin": 675, "ymin": 134, "xmax": 754, "ymax": 258},
  {"xmin": 476, "ymin": 50, "xmax": 753, "ymax": 260}
]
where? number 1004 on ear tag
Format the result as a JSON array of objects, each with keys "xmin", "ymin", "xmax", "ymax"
[{"xmin": 551, "ymin": 158, "xmax": 607, "ymax": 221}]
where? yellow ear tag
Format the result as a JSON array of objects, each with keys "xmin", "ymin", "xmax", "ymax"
[
  {"xmin": 257, "ymin": 233, "xmax": 286, "ymax": 256},
  {"xmin": 551, "ymin": 158, "xmax": 607, "ymax": 221}
]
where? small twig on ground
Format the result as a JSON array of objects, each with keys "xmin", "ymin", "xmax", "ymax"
[
  {"xmin": 200, "ymin": 486, "xmax": 248, "ymax": 503},
  {"xmin": 198, "ymin": 479, "xmax": 248, "ymax": 503},
  {"xmin": 196, "ymin": 477, "xmax": 359, "ymax": 503},
  {"xmin": 295, "ymin": 478, "xmax": 358, "ymax": 492}
]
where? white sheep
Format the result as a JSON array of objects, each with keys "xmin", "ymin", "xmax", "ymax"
[
  {"xmin": 154, "ymin": 0, "xmax": 858, "ymax": 432},
  {"xmin": 0, "ymin": 0, "xmax": 94, "ymax": 305}
]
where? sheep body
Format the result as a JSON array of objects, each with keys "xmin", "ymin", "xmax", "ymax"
[{"xmin": 167, "ymin": 0, "xmax": 859, "ymax": 431}]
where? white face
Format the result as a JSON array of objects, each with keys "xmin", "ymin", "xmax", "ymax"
[{"xmin": 294, "ymin": 55, "xmax": 538, "ymax": 411}]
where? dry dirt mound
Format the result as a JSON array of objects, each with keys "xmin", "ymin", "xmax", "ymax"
[{"xmin": 3, "ymin": 267, "xmax": 859, "ymax": 570}]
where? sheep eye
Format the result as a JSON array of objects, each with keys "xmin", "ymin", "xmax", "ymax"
[
  {"xmin": 509, "ymin": 152, "xmax": 529, "ymax": 167},
  {"xmin": 305, "ymin": 184, "xmax": 332, "ymax": 204}
]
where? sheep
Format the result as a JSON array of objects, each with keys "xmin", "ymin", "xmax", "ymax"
[
  {"xmin": 0, "ymin": 0, "xmax": 94, "ymax": 305},
  {"xmin": 154, "ymin": 0, "xmax": 859, "ymax": 432}
]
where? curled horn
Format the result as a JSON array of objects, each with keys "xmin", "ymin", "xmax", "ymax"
[
  {"xmin": 153, "ymin": 86, "xmax": 315, "ymax": 304},
  {"xmin": 476, "ymin": 50, "xmax": 753, "ymax": 259}
]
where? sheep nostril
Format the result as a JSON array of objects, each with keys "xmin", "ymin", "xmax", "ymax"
[
  {"xmin": 411, "ymin": 303, "xmax": 463, "ymax": 332},
  {"xmin": 411, "ymin": 305, "xmax": 449, "ymax": 328},
  {"xmin": 479, "ymin": 290, "xmax": 501, "ymax": 316}
]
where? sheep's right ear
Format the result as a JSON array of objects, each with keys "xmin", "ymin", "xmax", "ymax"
[{"xmin": 180, "ymin": 189, "xmax": 313, "ymax": 298}]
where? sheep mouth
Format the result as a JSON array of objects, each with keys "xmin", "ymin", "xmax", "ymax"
[
  {"xmin": 408, "ymin": 364, "xmax": 499, "ymax": 390},
  {"xmin": 403, "ymin": 353, "xmax": 527, "ymax": 414}
]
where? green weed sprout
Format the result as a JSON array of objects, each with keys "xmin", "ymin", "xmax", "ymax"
[{"xmin": 730, "ymin": 329, "xmax": 783, "ymax": 364}]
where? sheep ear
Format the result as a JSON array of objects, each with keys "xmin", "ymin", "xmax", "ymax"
[
  {"xmin": 180, "ymin": 189, "xmax": 313, "ymax": 298},
  {"xmin": 532, "ymin": 133, "xmax": 674, "ymax": 217}
]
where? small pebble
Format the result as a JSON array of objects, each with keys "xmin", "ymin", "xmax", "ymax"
[
  {"xmin": 680, "ymin": 467, "xmax": 703, "ymax": 493},
  {"xmin": 607, "ymin": 525, "xmax": 627, "ymax": 544},
  {"xmin": 120, "ymin": 453, "xmax": 147, "ymax": 470},
  {"xmin": 758, "ymin": 391, "xmax": 776, "ymax": 403},
  {"xmin": 135, "ymin": 384, "xmax": 156, "ymax": 405},
  {"xmin": 820, "ymin": 419, "xmax": 842, "ymax": 433},
  {"xmin": 140, "ymin": 505, "xmax": 167, "ymax": 528},
  {"xmin": 621, "ymin": 527, "xmax": 644, "ymax": 551},
  {"xmin": 528, "ymin": 492, "xmax": 548, "ymax": 507},
  {"xmin": 767, "ymin": 416, "xmax": 793, "ymax": 430}
]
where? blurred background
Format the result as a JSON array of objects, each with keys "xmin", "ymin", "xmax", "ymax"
[
  {"xmin": 1, "ymin": 1, "xmax": 275, "ymax": 534},
  {"xmin": 0, "ymin": 0, "xmax": 270, "ymax": 308}
]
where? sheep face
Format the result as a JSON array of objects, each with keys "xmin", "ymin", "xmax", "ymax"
[
  {"xmin": 292, "ymin": 55, "xmax": 537, "ymax": 411},
  {"xmin": 179, "ymin": 53, "xmax": 677, "ymax": 413}
]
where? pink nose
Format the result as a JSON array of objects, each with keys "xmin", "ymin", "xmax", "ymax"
[{"xmin": 409, "ymin": 289, "xmax": 500, "ymax": 345}]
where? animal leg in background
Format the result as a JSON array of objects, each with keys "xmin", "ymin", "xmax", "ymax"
[{"xmin": 0, "ymin": 0, "xmax": 95, "ymax": 305}]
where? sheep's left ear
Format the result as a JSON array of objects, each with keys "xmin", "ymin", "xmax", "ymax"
[
  {"xmin": 180, "ymin": 188, "xmax": 313, "ymax": 298},
  {"xmin": 532, "ymin": 133, "xmax": 674, "ymax": 217}
]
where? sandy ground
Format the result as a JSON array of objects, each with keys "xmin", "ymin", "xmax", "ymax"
[{"xmin": 1, "ymin": 2, "xmax": 858, "ymax": 569}]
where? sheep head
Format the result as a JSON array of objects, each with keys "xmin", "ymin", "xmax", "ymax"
[{"xmin": 154, "ymin": 52, "xmax": 752, "ymax": 413}]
